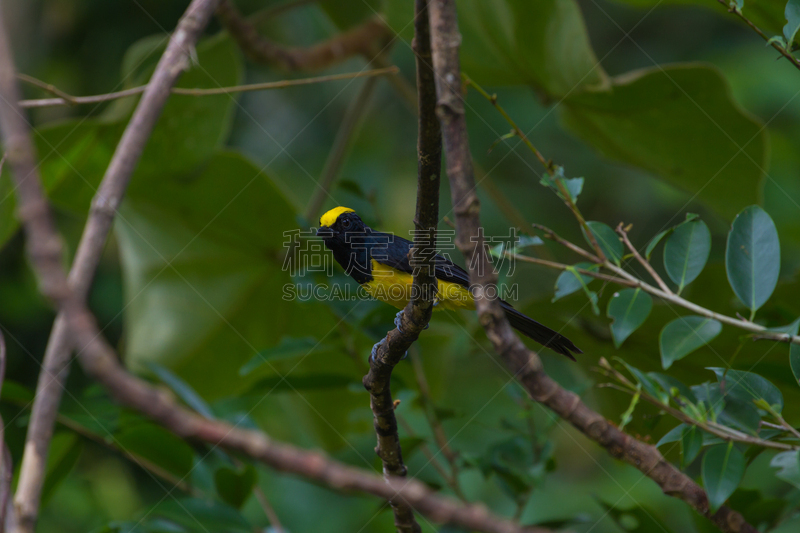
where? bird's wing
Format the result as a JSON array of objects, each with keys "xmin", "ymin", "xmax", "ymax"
[{"xmin": 370, "ymin": 231, "xmax": 472, "ymax": 288}]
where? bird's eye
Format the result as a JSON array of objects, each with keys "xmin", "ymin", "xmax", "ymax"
[{"xmin": 341, "ymin": 218, "xmax": 351, "ymax": 229}]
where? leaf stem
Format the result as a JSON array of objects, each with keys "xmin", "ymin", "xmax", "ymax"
[
  {"xmin": 713, "ymin": 0, "xmax": 800, "ymax": 72},
  {"xmin": 616, "ymin": 223, "xmax": 674, "ymax": 294}
]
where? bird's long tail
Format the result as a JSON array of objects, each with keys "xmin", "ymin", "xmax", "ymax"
[{"xmin": 501, "ymin": 302, "xmax": 582, "ymax": 361}]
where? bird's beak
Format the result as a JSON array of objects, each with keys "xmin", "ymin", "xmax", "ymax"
[{"xmin": 316, "ymin": 226, "xmax": 333, "ymax": 238}]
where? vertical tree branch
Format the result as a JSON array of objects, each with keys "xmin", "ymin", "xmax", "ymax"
[
  {"xmin": 11, "ymin": 1, "xmax": 221, "ymax": 531},
  {"xmin": 361, "ymin": 2, "xmax": 441, "ymax": 531},
  {"xmin": 426, "ymin": 1, "xmax": 758, "ymax": 532}
]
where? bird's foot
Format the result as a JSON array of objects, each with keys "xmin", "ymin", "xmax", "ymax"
[
  {"xmin": 394, "ymin": 309, "xmax": 430, "ymax": 333},
  {"xmin": 394, "ymin": 310, "xmax": 406, "ymax": 334},
  {"xmin": 369, "ymin": 338, "xmax": 386, "ymax": 364}
]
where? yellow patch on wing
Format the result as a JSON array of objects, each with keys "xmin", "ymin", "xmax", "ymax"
[
  {"xmin": 363, "ymin": 260, "xmax": 474, "ymax": 310},
  {"xmin": 319, "ymin": 206, "xmax": 355, "ymax": 227}
]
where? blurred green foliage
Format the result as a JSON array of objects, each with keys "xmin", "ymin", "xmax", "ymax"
[{"xmin": 2, "ymin": 0, "xmax": 800, "ymax": 532}]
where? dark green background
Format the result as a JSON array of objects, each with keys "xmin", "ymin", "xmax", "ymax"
[{"xmin": 1, "ymin": 0, "xmax": 800, "ymax": 531}]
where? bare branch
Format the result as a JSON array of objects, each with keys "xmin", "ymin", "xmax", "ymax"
[
  {"xmin": 216, "ymin": 0, "xmax": 391, "ymax": 70},
  {"xmin": 427, "ymin": 1, "xmax": 758, "ymax": 532},
  {"xmin": 18, "ymin": 67, "xmax": 398, "ymax": 109},
  {"xmin": 11, "ymin": 1, "xmax": 221, "ymax": 531},
  {"xmin": 360, "ymin": 2, "xmax": 443, "ymax": 530}
]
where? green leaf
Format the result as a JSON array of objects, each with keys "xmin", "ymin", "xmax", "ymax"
[
  {"xmin": 114, "ymin": 423, "xmax": 195, "ymax": 480},
  {"xmin": 214, "ymin": 464, "xmax": 257, "ymax": 509},
  {"xmin": 771, "ymin": 450, "xmax": 800, "ymax": 489},
  {"xmin": 648, "ymin": 372, "xmax": 697, "ymax": 403},
  {"xmin": 659, "ymin": 316, "xmax": 722, "ymax": 369},
  {"xmin": 583, "ymin": 221, "xmax": 623, "ymax": 264},
  {"xmin": 151, "ymin": 497, "xmax": 251, "ymax": 533},
  {"xmin": 148, "ymin": 362, "xmax": 215, "ymax": 419},
  {"xmin": 645, "ymin": 229, "xmax": 670, "ymax": 260},
  {"xmin": 663, "ymin": 219, "xmax": 711, "ymax": 291},
  {"xmin": 457, "ymin": 0, "xmax": 607, "ymax": 95},
  {"xmin": 702, "ymin": 442, "xmax": 745, "ymax": 513},
  {"xmin": 42, "ymin": 432, "xmax": 84, "ymax": 504},
  {"xmin": 607, "ymin": 288, "xmax": 653, "ymax": 347},
  {"xmin": 725, "ymin": 205, "xmax": 780, "ymax": 315},
  {"xmin": 619, "ymin": 389, "xmax": 641, "ymax": 430},
  {"xmin": 52, "ymin": 34, "xmax": 242, "ymax": 215},
  {"xmin": 657, "ymin": 424, "xmax": 686, "ymax": 448},
  {"xmin": 709, "ymin": 367, "xmax": 784, "ymax": 413},
  {"xmin": 0, "ymin": 34, "xmax": 242, "ymax": 251},
  {"xmin": 616, "ymin": 358, "xmax": 669, "ymax": 404},
  {"xmin": 561, "ymin": 65, "xmax": 767, "ymax": 221},
  {"xmin": 645, "ymin": 213, "xmax": 699, "ymax": 260},
  {"xmin": 681, "ymin": 425, "xmax": 704, "ymax": 466},
  {"xmin": 552, "ymin": 262, "xmax": 597, "ymax": 301},
  {"xmin": 116, "ymin": 151, "xmax": 335, "ymax": 397},
  {"xmin": 239, "ymin": 337, "xmax": 330, "ymax": 376},
  {"xmin": 539, "ymin": 166, "xmax": 584, "ymax": 202},
  {"xmin": 784, "ymin": 0, "xmax": 800, "ymax": 46},
  {"xmin": 718, "ymin": 395, "xmax": 761, "ymax": 435}
]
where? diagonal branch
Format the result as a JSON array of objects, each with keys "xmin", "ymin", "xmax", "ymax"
[
  {"xmin": 216, "ymin": 0, "xmax": 391, "ymax": 70},
  {"xmin": 11, "ymin": 1, "xmax": 221, "ymax": 531},
  {"xmin": 360, "ymin": 2, "xmax": 442, "ymax": 531},
  {"xmin": 426, "ymin": 1, "xmax": 758, "ymax": 532}
]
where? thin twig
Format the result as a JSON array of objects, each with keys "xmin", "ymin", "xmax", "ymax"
[
  {"xmin": 773, "ymin": 414, "xmax": 800, "ymax": 441},
  {"xmin": 506, "ymin": 252, "xmax": 637, "ymax": 287},
  {"xmin": 18, "ymin": 67, "xmax": 398, "ymax": 109},
  {"xmin": 714, "ymin": 0, "xmax": 800, "ymax": 72},
  {"xmin": 305, "ymin": 74, "xmax": 379, "ymax": 222},
  {"xmin": 616, "ymin": 223, "xmax": 673, "ymax": 294},
  {"xmin": 216, "ymin": 0, "xmax": 391, "ymax": 70},
  {"xmin": 396, "ymin": 414, "xmax": 461, "ymax": 496},
  {"xmin": 12, "ymin": 1, "xmax": 222, "ymax": 531},
  {"xmin": 427, "ymin": 1, "xmax": 758, "ymax": 530}
]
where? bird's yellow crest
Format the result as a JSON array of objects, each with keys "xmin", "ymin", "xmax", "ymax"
[{"xmin": 319, "ymin": 206, "xmax": 355, "ymax": 227}]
